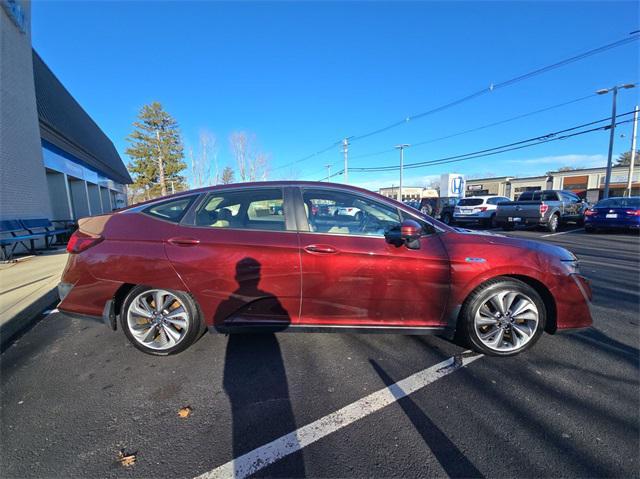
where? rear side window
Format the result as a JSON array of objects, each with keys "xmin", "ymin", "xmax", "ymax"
[
  {"xmin": 486, "ymin": 197, "xmax": 509, "ymax": 205},
  {"xmin": 195, "ymin": 188, "xmax": 285, "ymax": 231},
  {"xmin": 540, "ymin": 192, "xmax": 558, "ymax": 201},
  {"xmin": 144, "ymin": 197, "xmax": 195, "ymax": 223},
  {"xmin": 458, "ymin": 198, "xmax": 484, "ymax": 206}
]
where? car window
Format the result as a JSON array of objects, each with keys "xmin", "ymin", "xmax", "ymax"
[
  {"xmin": 303, "ymin": 189, "xmax": 401, "ymax": 237},
  {"xmin": 458, "ymin": 198, "xmax": 484, "ymax": 206},
  {"xmin": 486, "ymin": 197, "xmax": 508, "ymax": 205},
  {"xmin": 518, "ymin": 192, "xmax": 533, "ymax": 201},
  {"xmin": 596, "ymin": 197, "xmax": 640, "ymax": 208},
  {"xmin": 195, "ymin": 188, "xmax": 285, "ymax": 231},
  {"xmin": 541, "ymin": 191, "xmax": 558, "ymax": 201},
  {"xmin": 144, "ymin": 196, "xmax": 195, "ymax": 223}
]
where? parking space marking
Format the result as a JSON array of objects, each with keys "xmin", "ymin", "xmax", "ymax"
[
  {"xmin": 195, "ymin": 353, "xmax": 482, "ymax": 479},
  {"xmin": 540, "ymin": 228, "xmax": 583, "ymax": 238}
]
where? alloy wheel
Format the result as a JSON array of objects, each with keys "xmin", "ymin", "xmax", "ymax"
[
  {"xmin": 126, "ymin": 289, "xmax": 190, "ymax": 351},
  {"xmin": 473, "ymin": 290, "xmax": 539, "ymax": 352}
]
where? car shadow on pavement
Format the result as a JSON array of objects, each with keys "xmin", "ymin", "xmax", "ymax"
[
  {"xmin": 218, "ymin": 258, "xmax": 306, "ymax": 477},
  {"xmin": 369, "ymin": 359, "xmax": 484, "ymax": 479},
  {"xmin": 563, "ymin": 328, "xmax": 639, "ymax": 368}
]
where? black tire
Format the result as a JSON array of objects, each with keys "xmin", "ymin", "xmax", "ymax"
[
  {"xmin": 502, "ymin": 223, "xmax": 514, "ymax": 231},
  {"xmin": 546, "ymin": 213, "xmax": 559, "ymax": 233},
  {"xmin": 485, "ymin": 214, "xmax": 497, "ymax": 229},
  {"xmin": 442, "ymin": 213, "xmax": 452, "ymax": 225},
  {"xmin": 355, "ymin": 211, "xmax": 364, "ymax": 222},
  {"xmin": 584, "ymin": 225, "xmax": 596, "ymax": 233},
  {"xmin": 120, "ymin": 285, "xmax": 205, "ymax": 356},
  {"xmin": 457, "ymin": 277, "xmax": 546, "ymax": 357}
]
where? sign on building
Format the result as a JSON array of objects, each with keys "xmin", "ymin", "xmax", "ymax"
[{"xmin": 440, "ymin": 173, "xmax": 465, "ymax": 198}]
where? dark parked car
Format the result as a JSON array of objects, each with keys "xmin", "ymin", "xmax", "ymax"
[
  {"xmin": 419, "ymin": 197, "xmax": 458, "ymax": 224},
  {"xmin": 58, "ymin": 181, "xmax": 592, "ymax": 357},
  {"xmin": 496, "ymin": 190, "xmax": 586, "ymax": 233},
  {"xmin": 584, "ymin": 196, "xmax": 640, "ymax": 232}
]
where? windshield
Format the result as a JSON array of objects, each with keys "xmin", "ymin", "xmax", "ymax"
[
  {"xmin": 596, "ymin": 197, "xmax": 640, "ymax": 208},
  {"xmin": 458, "ymin": 198, "xmax": 484, "ymax": 206}
]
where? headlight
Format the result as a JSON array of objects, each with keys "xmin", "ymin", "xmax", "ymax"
[{"xmin": 561, "ymin": 259, "xmax": 580, "ymax": 275}]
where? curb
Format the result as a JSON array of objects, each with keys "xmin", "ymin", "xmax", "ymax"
[{"xmin": 0, "ymin": 286, "xmax": 59, "ymax": 352}]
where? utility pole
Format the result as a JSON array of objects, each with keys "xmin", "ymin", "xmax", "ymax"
[
  {"xmin": 342, "ymin": 138, "xmax": 349, "ymax": 184},
  {"xmin": 394, "ymin": 144, "xmax": 410, "ymax": 202},
  {"xmin": 627, "ymin": 105, "xmax": 639, "ymax": 197},
  {"xmin": 597, "ymin": 83, "xmax": 635, "ymax": 199},
  {"xmin": 325, "ymin": 164, "xmax": 332, "ymax": 182}
]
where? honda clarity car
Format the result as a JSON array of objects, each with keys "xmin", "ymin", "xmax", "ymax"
[{"xmin": 58, "ymin": 181, "xmax": 592, "ymax": 357}]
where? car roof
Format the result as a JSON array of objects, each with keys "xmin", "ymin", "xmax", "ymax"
[{"xmin": 461, "ymin": 195, "xmax": 506, "ymax": 200}]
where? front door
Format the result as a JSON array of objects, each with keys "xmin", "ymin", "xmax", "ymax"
[
  {"xmin": 296, "ymin": 187, "xmax": 450, "ymax": 328},
  {"xmin": 165, "ymin": 187, "xmax": 301, "ymax": 330}
]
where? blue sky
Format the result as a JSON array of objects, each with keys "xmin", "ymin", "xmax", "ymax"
[{"xmin": 33, "ymin": 1, "xmax": 639, "ymax": 190}]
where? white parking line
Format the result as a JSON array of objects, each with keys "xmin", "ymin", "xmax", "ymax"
[
  {"xmin": 541, "ymin": 228, "xmax": 583, "ymax": 238},
  {"xmin": 194, "ymin": 353, "xmax": 482, "ymax": 479}
]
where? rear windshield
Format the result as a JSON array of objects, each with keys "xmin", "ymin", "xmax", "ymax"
[
  {"xmin": 596, "ymin": 197, "xmax": 640, "ymax": 208},
  {"xmin": 518, "ymin": 191, "xmax": 557, "ymax": 201},
  {"xmin": 458, "ymin": 198, "xmax": 483, "ymax": 206}
]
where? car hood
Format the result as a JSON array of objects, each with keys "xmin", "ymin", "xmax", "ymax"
[{"xmin": 448, "ymin": 228, "xmax": 576, "ymax": 261}]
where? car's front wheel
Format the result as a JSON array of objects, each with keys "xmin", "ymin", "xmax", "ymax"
[
  {"xmin": 458, "ymin": 278, "xmax": 545, "ymax": 356},
  {"xmin": 120, "ymin": 286, "xmax": 204, "ymax": 355}
]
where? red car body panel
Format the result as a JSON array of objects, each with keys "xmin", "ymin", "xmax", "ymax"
[
  {"xmin": 57, "ymin": 181, "xmax": 592, "ymax": 334},
  {"xmin": 297, "ymin": 232, "xmax": 450, "ymax": 326}
]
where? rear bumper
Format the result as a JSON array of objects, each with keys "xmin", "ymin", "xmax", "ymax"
[
  {"xmin": 496, "ymin": 216, "xmax": 545, "ymax": 226},
  {"xmin": 585, "ymin": 217, "xmax": 640, "ymax": 229}
]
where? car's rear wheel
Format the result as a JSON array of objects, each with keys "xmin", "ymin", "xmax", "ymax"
[
  {"xmin": 502, "ymin": 223, "xmax": 514, "ymax": 231},
  {"xmin": 585, "ymin": 225, "xmax": 596, "ymax": 233},
  {"xmin": 441, "ymin": 213, "xmax": 452, "ymax": 225},
  {"xmin": 121, "ymin": 286, "xmax": 204, "ymax": 356},
  {"xmin": 458, "ymin": 278, "xmax": 545, "ymax": 356}
]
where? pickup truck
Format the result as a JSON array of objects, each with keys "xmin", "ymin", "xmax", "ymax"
[{"xmin": 495, "ymin": 190, "xmax": 586, "ymax": 233}]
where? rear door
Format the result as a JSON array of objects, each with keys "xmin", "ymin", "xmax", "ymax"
[
  {"xmin": 295, "ymin": 187, "xmax": 450, "ymax": 328},
  {"xmin": 165, "ymin": 187, "xmax": 301, "ymax": 330}
]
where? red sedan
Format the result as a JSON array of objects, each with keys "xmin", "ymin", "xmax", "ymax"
[{"xmin": 58, "ymin": 181, "xmax": 592, "ymax": 356}]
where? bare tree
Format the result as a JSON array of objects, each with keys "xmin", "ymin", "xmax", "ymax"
[
  {"xmin": 191, "ymin": 131, "xmax": 218, "ymax": 188},
  {"xmin": 221, "ymin": 166, "xmax": 235, "ymax": 184},
  {"xmin": 229, "ymin": 131, "xmax": 270, "ymax": 181}
]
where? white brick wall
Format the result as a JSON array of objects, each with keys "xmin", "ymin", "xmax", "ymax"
[{"xmin": 0, "ymin": 0, "xmax": 52, "ymax": 221}]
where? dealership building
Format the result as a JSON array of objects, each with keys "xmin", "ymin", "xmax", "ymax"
[
  {"xmin": 465, "ymin": 165, "xmax": 640, "ymax": 202},
  {"xmin": 0, "ymin": 0, "xmax": 131, "ymax": 224}
]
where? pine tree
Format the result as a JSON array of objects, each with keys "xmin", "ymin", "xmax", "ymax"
[
  {"xmin": 221, "ymin": 166, "xmax": 235, "ymax": 184},
  {"xmin": 126, "ymin": 102, "xmax": 187, "ymax": 198}
]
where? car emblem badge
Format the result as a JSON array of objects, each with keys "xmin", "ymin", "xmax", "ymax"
[{"xmin": 465, "ymin": 257, "xmax": 486, "ymax": 263}]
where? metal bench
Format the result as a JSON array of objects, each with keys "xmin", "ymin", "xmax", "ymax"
[
  {"xmin": 20, "ymin": 218, "xmax": 74, "ymax": 248},
  {"xmin": 0, "ymin": 220, "xmax": 47, "ymax": 262}
]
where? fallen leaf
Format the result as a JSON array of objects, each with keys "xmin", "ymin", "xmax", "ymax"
[
  {"xmin": 178, "ymin": 406, "xmax": 192, "ymax": 418},
  {"xmin": 117, "ymin": 449, "xmax": 136, "ymax": 467}
]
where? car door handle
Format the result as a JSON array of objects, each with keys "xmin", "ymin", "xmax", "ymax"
[
  {"xmin": 304, "ymin": 244, "xmax": 338, "ymax": 254},
  {"xmin": 168, "ymin": 237, "xmax": 201, "ymax": 246}
]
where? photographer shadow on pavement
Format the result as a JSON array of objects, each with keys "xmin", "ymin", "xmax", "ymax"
[{"xmin": 218, "ymin": 257, "xmax": 306, "ymax": 477}]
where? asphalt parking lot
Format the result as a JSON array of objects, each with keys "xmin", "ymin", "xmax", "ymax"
[{"xmin": 1, "ymin": 226, "xmax": 638, "ymax": 478}]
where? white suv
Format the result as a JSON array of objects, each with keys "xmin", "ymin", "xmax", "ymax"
[{"xmin": 453, "ymin": 195, "xmax": 510, "ymax": 228}]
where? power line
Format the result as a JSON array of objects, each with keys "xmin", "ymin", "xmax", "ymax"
[
  {"xmin": 280, "ymin": 33, "xmax": 639, "ymax": 174},
  {"xmin": 349, "ymin": 35, "xmax": 639, "ymax": 142},
  {"xmin": 334, "ymin": 111, "xmax": 635, "ymax": 177},
  {"xmin": 349, "ymin": 92, "xmax": 601, "ymax": 160}
]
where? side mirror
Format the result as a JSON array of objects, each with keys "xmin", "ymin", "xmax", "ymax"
[{"xmin": 385, "ymin": 219, "xmax": 422, "ymax": 250}]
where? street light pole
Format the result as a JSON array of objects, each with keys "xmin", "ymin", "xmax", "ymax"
[
  {"xmin": 342, "ymin": 138, "xmax": 350, "ymax": 184},
  {"xmin": 394, "ymin": 144, "xmax": 410, "ymax": 202},
  {"xmin": 626, "ymin": 105, "xmax": 638, "ymax": 197},
  {"xmin": 597, "ymin": 83, "xmax": 635, "ymax": 199}
]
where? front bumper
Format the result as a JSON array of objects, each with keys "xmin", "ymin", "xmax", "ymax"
[{"xmin": 552, "ymin": 273, "xmax": 593, "ymax": 332}]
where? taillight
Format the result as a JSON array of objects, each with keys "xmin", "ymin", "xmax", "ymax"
[
  {"xmin": 540, "ymin": 204, "xmax": 549, "ymax": 214},
  {"xmin": 625, "ymin": 209, "xmax": 640, "ymax": 216},
  {"xmin": 584, "ymin": 209, "xmax": 596, "ymax": 216},
  {"xmin": 66, "ymin": 231, "xmax": 103, "ymax": 254},
  {"xmin": 475, "ymin": 207, "xmax": 488, "ymax": 212}
]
